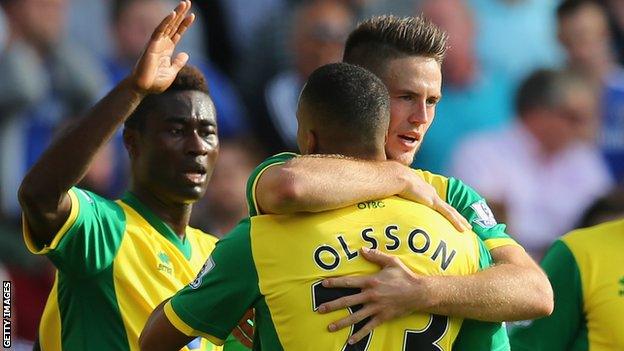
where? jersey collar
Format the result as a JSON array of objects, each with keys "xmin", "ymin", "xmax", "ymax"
[{"xmin": 121, "ymin": 191, "xmax": 192, "ymax": 260}]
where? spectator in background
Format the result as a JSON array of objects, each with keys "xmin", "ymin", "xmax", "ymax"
[
  {"xmin": 191, "ymin": 139, "xmax": 263, "ymax": 237},
  {"xmin": 413, "ymin": 0, "xmax": 514, "ymax": 174},
  {"xmin": 0, "ymin": 0, "xmax": 107, "ymax": 217},
  {"xmin": 0, "ymin": 5, "xmax": 7, "ymax": 51},
  {"xmin": 469, "ymin": 0, "xmax": 563, "ymax": 88},
  {"xmin": 107, "ymin": 0, "xmax": 248, "ymax": 140},
  {"xmin": 602, "ymin": 0, "xmax": 624, "ymax": 65},
  {"xmin": 201, "ymin": 0, "xmax": 287, "ymax": 76},
  {"xmin": 557, "ymin": 0, "xmax": 624, "ymax": 182},
  {"xmin": 358, "ymin": 0, "xmax": 417, "ymax": 18},
  {"xmin": 451, "ymin": 69, "xmax": 612, "ymax": 260},
  {"xmin": 257, "ymin": 0, "xmax": 354, "ymax": 151}
]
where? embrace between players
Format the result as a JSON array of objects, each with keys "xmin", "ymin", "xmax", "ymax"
[{"xmin": 19, "ymin": 1, "xmax": 553, "ymax": 350}]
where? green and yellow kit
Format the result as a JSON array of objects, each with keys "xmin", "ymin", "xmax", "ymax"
[
  {"xmin": 244, "ymin": 152, "xmax": 518, "ymax": 350},
  {"xmin": 166, "ymin": 196, "xmax": 492, "ymax": 350},
  {"xmin": 510, "ymin": 219, "xmax": 624, "ymax": 350},
  {"xmin": 22, "ymin": 187, "xmax": 221, "ymax": 351}
]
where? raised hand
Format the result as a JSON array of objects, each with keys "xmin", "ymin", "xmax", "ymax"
[{"xmin": 131, "ymin": 0, "xmax": 195, "ymax": 94}]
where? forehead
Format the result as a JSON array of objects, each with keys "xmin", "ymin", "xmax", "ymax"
[
  {"xmin": 381, "ymin": 56, "xmax": 442, "ymax": 95},
  {"xmin": 151, "ymin": 90, "xmax": 216, "ymax": 124},
  {"xmin": 559, "ymin": 4, "xmax": 608, "ymax": 33}
]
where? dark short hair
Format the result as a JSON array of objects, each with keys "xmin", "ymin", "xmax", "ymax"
[
  {"xmin": 515, "ymin": 68, "xmax": 587, "ymax": 116},
  {"xmin": 299, "ymin": 62, "xmax": 390, "ymax": 155},
  {"xmin": 343, "ymin": 15, "xmax": 448, "ymax": 77},
  {"xmin": 557, "ymin": 0, "xmax": 602, "ymax": 20},
  {"xmin": 125, "ymin": 65, "xmax": 210, "ymax": 131}
]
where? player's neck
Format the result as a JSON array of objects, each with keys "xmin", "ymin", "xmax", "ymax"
[
  {"xmin": 130, "ymin": 187, "xmax": 192, "ymax": 238},
  {"xmin": 314, "ymin": 145, "xmax": 386, "ymax": 161}
]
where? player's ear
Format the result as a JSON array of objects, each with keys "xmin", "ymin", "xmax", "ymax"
[{"xmin": 123, "ymin": 128, "xmax": 140, "ymax": 160}]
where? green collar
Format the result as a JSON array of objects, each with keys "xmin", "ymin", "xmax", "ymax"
[{"xmin": 121, "ymin": 192, "xmax": 192, "ymax": 260}]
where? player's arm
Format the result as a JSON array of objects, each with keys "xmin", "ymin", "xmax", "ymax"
[
  {"xmin": 412, "ymin": 244, "xmax": 551, "ymax": 320},
  {"xmin": 17, "ymin": 1, "xmax": 194, "ymax": 245},
  {"xmin": 255, "ymin": 155, "xmax": 469, "ymax": 231},
  {"xmin": 140, "ymin": 298, "xmax": 194, "ymax": 351},
  {"xmin": 319, "ymin": 245, "xmax": 553, "ymax": 344},
  {"xmin": 141, "ymin": 220, "xmax": 259, "ymax": 350}
]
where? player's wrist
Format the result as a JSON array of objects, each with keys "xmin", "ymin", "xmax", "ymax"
[
  {"xmin": 407, "ymin": 275, "xmax": 441, "ymax": 312},
  {"xmin": 121, "ymin": 75, "xmax": 151, "ymax": 99},
  {"xmin": 393, "ymin": 163, "xmax": 416, "ymax": 195}
]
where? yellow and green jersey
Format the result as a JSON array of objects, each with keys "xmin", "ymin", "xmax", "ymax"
[
  {"xmin": 510, "ymin": 219, "xmax": 624, "ymax": 350},
  {"xmin": 244, "ymin": 152, "xmax": 516, "ymax": 350},
  {"xmin": 22, "ymin": 187, "xmax": 221, "ymax": 351},
  {"xmin": 166, "ymin": 197, "xmax": 492, "ymax": 350}
]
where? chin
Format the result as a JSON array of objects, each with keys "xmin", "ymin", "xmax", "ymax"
[
  {"xmin": 173, "ymin": 186, "xmax": 207, "ymax": 204},
  {"xmin": 387, "ymin": 149, "xmax": 416, "ymax": 166}
]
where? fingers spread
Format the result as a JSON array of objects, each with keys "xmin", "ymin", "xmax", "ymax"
[
  {"xmin": 152, "ymin": 11, "xmax": 175, "ymax": 40},
  {"xmin": 172, "ymin": 13, "xmax": 195, "ymax": 45},
  {"xmin": 360, "ymin": 247, "xmax": 396, "ymax": 267},
  {"xmin": 164, "ymin": 1, "xmax": 187, "ymax": 36},
  {"xmin": 322, "ymin": 275, "xmax": 368, "ymax": 289},
  {"xmin": 170, "ymin": 0, "xmax": 192, "ymax": 37},
  {"xmin": 328, "ymin": 305, "xmax": 375, "ymax": 332},
  {"xmin": 348, "ymin": 317, "xmax": 381, "ymax": 345},
  {"xmin": 317, "ymin": 292, "xmax": 368, "ymax": 314}
]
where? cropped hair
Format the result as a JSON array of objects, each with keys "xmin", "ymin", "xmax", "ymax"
[
  {"xmin": 125, "ymin": 65, "xmax": 210, "ymax": 131},
  {"xmin": 343, "ymin": 15, "xmax": 448, "ymax": 76},
  {"xmin": 557, "ymin": 0, "xmax": 602, "ymax": 20},
  {"xmin": 300, "ymin": 62, "xmax": 390, "ymax": 154}
]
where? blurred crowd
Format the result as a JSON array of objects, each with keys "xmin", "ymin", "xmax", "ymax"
[{"xmin": 1, "ymin": 0, "xmax": 624, "ymax": 346}]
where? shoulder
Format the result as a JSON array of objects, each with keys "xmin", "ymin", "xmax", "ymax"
[
  {"xmin": 411, "ymin": 169, "xmax": 450, "ymax": 198},
  {"xmin": 250, "ymin": 152, "xmax": 299, "ymax": 177},
  {"xmin": 413, "ymin": 169, "xmax": 448, "ymax": 184},
  {"xmin": 75, "ymin": 187, "xmax": 124, "ymax": 217},
  {"xmin": 561, "ymin": 219, "xmax": 624, "ymax": 254}
]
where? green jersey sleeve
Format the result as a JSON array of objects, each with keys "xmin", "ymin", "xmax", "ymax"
[
  {"xmin": 245, "ymin": 152, "xmax": 298, "ymax": 217},
  {"xmin": 446, "ymin": 178, "xmax": 517, "ymax": 250},
  {"xmin": 166, "ymin": 219, "xmax": 261, "ymax": 345},
  {"xmin": 509, "ymin": 240, "xmax": 587, "ymax": 351},
  {"xmin": 22, "ymin": 187, "xmax": 125, "ymax": 276}
]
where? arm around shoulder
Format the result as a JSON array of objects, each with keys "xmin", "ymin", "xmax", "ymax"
[{"xmin": 255, "ymin": 156, "xmax": 442, "ymax": 213}]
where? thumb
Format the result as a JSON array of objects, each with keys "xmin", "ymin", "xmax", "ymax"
[
  {"xmin": 171, "ymin": 52, "xmax": 189, "ymax": 71},
  {"xmin": 360, "ymin": 247, "xmax": 397, "ymax": 267}
]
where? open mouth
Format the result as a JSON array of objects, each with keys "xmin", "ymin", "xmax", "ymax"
[
  {"xmin": 182, "ymin": 166, "xmax": 207, "ymax": 184},
  {"xmin": 398, "ymin": 132, "xmax": 422, "ymax": 146},
  {"xmin": 399, "ymin": 135, "xmax": 417, "ymax": 143}
]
